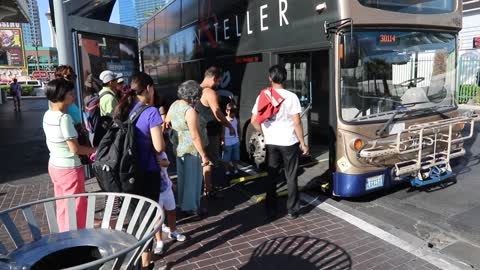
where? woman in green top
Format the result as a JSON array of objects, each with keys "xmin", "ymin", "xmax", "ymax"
[
  {"xmin": 166, "ymin": 80, "xmax": 210, "ymax": 215},
  {"xmin": 43, "ymin": 79, "xmax": 96, "ymax": 232}
]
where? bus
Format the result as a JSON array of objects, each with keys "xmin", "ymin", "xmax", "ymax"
[{"xmin": 139, "ymin": 0, "xmax": 477, "ymax": 197}]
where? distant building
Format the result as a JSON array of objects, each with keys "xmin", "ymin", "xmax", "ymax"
[
  {"xmin": 24, "ymin": 46, "xmax": 58, "ymax": 76},
  {"xmin": 22, "ymin": 0, "xmax": 42, "ymax": 47},
  {"xmin": 118, "ymin": 0, "xmax": 169, "ymax": 28}
]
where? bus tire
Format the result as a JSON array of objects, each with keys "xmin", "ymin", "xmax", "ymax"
[{"xmin": 245, "ymin": 123, "xmax": 266, "ymax": 168}]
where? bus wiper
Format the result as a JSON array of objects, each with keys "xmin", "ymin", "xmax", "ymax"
[
  {"xmin": 376, "ymin": 102, "xmax": 447, "ymax": 137},
  {"xmin": 405, "ymin": 105, "xmax": 451, "ymax": 119},
  {"xmin": 376, "ymin": 106, "xmax": 408, "ymax": 137}
]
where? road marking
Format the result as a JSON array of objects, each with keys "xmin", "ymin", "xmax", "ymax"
[{"xmin": 301, "ymin": 193, "xmax": 466, "ymax": 270}]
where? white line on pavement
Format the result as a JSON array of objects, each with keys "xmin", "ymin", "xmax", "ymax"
[{"xmin": 301, "ymin": 193, "xmax": 467, "ymax": 270}]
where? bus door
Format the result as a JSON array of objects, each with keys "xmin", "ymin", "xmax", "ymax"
[
  {"xmin": 280, "ymin": 51, "xmax": 331, "ymax": 189},
  {"xmin": 279, "ymin": 53, "xmax": 311, "ymax": 150},
  {"xmin": 279, "ymin": 51, "xmax": 330, "ymax": 158}
]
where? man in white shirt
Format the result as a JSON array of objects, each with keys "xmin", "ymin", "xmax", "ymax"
[{"xmin": 251, "ymin": 65, "xmax": 309, "ymax": 220}]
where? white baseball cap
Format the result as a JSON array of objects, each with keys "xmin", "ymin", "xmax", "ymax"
[{"xmin": 99, "ymin": 70, "xmax": 123, "ymax": 84}]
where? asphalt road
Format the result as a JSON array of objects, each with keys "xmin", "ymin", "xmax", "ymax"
[{"xmin": 0, "ymin": 98, "xmax": 50, "ymax": 185}]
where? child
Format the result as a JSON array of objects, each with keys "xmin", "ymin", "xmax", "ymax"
[
  {"xmin": 154, "ymin": 152, "xmax": 186, "ymax": 255},
  {"xmin": 221, "ymin": 102, "xmax": 241, "ymax": 176}
]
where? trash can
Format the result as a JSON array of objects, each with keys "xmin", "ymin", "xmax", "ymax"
[{"xmin": 0, "ymin": 192, "xmax": 164, "ymax": 270}]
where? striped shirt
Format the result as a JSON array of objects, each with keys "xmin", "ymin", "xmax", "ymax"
[{"xmin": 42, "ymin": 110, "xmax": 81, "ymax": 168}]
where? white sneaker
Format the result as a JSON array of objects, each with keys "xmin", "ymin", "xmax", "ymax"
[
  {"xmin": 169, "ymin": 231, "xmax": 186, "ymax": 242},
  {"xmin": 154, "ymin": 241, "xmax": 164, "ymax": 255},
  {"xmin": 162, "ymin": 224, "xmax": 170, "ymax": 233}
]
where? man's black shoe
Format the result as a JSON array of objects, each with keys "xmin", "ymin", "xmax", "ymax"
[{"xmin": 286, "ymin": 212, "xmax": 299, "ymax": 220}]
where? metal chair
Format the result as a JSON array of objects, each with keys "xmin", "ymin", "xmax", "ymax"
[{"xmin": 0, "ymin": 192, "xmax": 164, "ymax": 270}]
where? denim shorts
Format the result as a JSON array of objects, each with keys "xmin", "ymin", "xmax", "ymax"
[{"xmin": 223, "ymin": 142, "xmax": 240, "ymax": 162}]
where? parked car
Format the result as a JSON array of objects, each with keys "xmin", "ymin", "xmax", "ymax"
[{"xmin": 18, "ymin": 80, "xmax": 42, "ymax": 88}]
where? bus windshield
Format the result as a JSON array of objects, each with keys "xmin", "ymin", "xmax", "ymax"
[
  {"xmin": 340, "ymin": 31, "xmax": 456, "ymax": 122},
  {"xmin": 358, "ymin": 0, "xmax": 455, "ymax": 14}
]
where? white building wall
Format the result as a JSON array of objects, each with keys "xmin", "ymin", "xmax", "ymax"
[
  {"xmin": 458, "ymin": 10, "xmax": 480, "ymax": 86},
  {"xmin": 459, "ymin": 11, "xmax": 480, "ymax": 51}
]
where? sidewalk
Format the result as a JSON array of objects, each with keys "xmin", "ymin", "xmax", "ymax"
[
  {"xmin": 0, "ymin": 176, "xmax": 447, "ymax": 270},
  {"xmin": 151, "ymin": 183, "xmax": 446, "ymax": 270}
]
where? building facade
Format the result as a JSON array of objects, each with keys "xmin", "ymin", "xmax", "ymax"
[
  {"xmin": 119, "ymin": 0, "xmax": 169, "ymax": 28},
  {"xmin": 21, "ymin": 0, "xmax": 42, "ymax": 47},
  {"xmin": 24, "ymin": 46, "xmax": 58, "ymax": 76}
]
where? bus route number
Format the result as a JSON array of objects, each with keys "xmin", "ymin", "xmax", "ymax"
[{"xmin": 379, "ymin": 34, "xmax": 399, "ymax": 45}]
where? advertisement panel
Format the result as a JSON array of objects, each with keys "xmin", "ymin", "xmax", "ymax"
[
  {"xmin": 0, "ymin": 28, "xmax": 25, "ymax": 68},
  {"xmin": 77, "ymin": 31, "xmax": 139, "ymax": 88}
]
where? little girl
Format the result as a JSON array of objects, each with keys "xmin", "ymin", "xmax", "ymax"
[
  {"xmin": 221, "ymin": 102, "xmax": 241, "ymax": 176},
  {"xmin": 154, "ymin": 152, "xmax": 186, "ymax": 254}
]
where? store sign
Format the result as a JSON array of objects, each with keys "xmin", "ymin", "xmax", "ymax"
[
  {"xmin": 32, "ymin": 71, "xmax": 48, "ymax": 79},
  {"xmin": 474, "ymin": 37, "xmax": 480, "ymax": 49}
]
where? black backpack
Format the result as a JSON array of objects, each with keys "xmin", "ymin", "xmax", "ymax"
[{"xmin": 92, "ymin": 105, "xmax": 149, "ymax": 193}]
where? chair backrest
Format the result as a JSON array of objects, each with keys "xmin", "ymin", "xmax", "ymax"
[{"xmin": 0, "ymin": 192, "xmax": 164, "ymax": 270}]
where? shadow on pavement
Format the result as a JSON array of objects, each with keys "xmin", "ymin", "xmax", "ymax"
[{"xmin": 240, "ymin": 236, "xmax": 352, "ymax": 270}]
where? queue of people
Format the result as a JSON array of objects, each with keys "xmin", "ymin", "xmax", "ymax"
[{"xmin": 41, "ymin": 64, "xmax": 307, "ymax": 269}]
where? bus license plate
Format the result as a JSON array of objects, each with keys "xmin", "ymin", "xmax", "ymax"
[{"xmin": 366, "ymin": 175, "xmax": 384, "ymax": 190}]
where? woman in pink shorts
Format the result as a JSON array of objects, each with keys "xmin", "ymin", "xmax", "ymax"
[{"xmin": 43, "ymin": 79, "xmax": 96, "ymax": 232}]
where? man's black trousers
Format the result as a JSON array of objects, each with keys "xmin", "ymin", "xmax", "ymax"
[{"xmin": 265, "ymin": 143, "xmax": 300, "ymax": 215}]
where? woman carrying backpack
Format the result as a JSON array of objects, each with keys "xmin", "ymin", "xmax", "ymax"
[
  {"xmin": 113, "ymin": 72, "xmax": 165, "ymax": 270},
  {"xmin": 43, "ymin": 79, "xmax": 96, "ymax": 232}
]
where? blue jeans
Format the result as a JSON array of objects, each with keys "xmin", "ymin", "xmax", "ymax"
[{"xmin": 223, "ymin": 142, "xmax": 240, "ymax": 162}]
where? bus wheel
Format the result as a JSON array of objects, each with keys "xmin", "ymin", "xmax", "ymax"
[{"xmin": 246, "ymin": 125, "xmax": 266, "ymax": 168}]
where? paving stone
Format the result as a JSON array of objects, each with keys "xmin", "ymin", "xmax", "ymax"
[{"xmin": 0, "ymin": 130, "xmax": 443, "ymax": 270}]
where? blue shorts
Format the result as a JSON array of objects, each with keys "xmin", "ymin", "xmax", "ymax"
[{"xmin": 223, "ymin": 142, "xmax": 240, "ymax": 162}]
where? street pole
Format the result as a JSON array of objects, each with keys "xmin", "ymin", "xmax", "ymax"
[
  {"xmin": 53, "ymin": 0, "xmax": 74, "ymax": 65},
  {"xmin": 34, "ymin": 41, "xmax": 40, "ymax": 71}
]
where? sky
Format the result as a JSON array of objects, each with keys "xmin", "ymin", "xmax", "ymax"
[{"xmin": 37, "ymin": 0, "xmax": 120, "ymax": 47}]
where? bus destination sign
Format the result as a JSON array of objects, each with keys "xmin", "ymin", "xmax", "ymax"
[
  {"xmin": 378, "ymin": 34, "xmax": 400, "ymax": 45},
  {"xmin": 235, "ymin": 54, "xmax": 262, "ymax": 64}
]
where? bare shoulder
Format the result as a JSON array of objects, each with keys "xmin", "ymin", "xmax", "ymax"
[{"xmin": 201, "ymin": 88, "xmax": 218, "ymax": 106}]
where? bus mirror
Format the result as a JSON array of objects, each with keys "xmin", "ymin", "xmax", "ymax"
[{"xmin": 341, "ymin": 34, "xmax": 359, "ymax": 69}]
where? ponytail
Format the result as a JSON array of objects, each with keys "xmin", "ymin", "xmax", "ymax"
[
  {"xmin": 113, "ymin": 89, "xmax": 137, "ymax": 121},
  {"xmin": 113, "ymin": 72, "xmax": 154, "ymax": 121}
]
